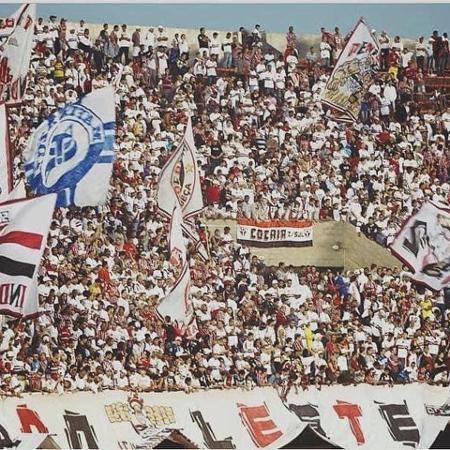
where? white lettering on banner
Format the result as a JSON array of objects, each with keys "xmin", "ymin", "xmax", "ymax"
[{"xmin": 0, "ymin": 386, "xmax": 447, "ymax": 449}]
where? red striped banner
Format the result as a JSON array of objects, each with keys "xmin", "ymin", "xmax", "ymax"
[{"xmin": 0, "ymin": 230, "xmax": 43, "ymax": 249}]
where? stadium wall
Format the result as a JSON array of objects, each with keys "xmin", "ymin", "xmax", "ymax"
[
  {"xmin": 67, "ymin": 21, "xmax": 415, "ymax": 57},
  {"xmin": 205, "ymin": 219, "xmax": 401, "ymax": 270}
]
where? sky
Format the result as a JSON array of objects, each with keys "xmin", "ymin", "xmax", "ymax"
[{"xmin": 0, "ymin": 3, "xmax": 448, "ymax": 37}]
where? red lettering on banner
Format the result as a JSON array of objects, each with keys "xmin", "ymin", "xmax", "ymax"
[
  {"xmin": 17, "ymin": 404, "xmax": 49, "ymax": 433},
  {"xmin": 333, "ymin": 401, "xmax": 365, "ymax": 445},
  {"xmin": 237, "ymin": 403, "xmax": 282, "ymax": 447}
]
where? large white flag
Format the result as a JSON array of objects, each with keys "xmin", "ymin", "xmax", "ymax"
[
  {"xmin": 0, "ymin": 104, "xmax": 12, "ymax": 201},
  {"xmin": 158, "ymin": 117, "xmax": 204, "ymax": 221},
  {"xmin": 0, "ymin": 3, "xmax": 36, "ymax": 104},
  {"xmin": 321, "ymin": 18, "xmax": 379, "ymax": 122},
  {"xmin": 157, "ymin": 262, "xmax": 193, "ymax": 324},
  {"xmin": 391, "ymin": 201, "xmax": 450, "ymax": 290},
  {"xmin": 24, "ymin": 86, "xmax": 116, "ymax": 207},
  {"xmin": 0, "ymin": 194, "xmax": 56, "ymax": 318}
]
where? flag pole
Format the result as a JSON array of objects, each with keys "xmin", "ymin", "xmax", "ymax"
[{"xmin": 3, "ymin": 103, "xmax": 14, "ymax": 194}]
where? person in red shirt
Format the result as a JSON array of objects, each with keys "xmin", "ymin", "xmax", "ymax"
[{"xmin": 205, "ymin": 179, "xmax": 221, "ymax": 204}]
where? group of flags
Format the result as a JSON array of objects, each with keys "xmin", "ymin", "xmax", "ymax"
[
  {"xmin": 0, "ymin": 5, "xmax": 448, "ymax": 325},
  {"xmin": 0, "ymin": 3, "xmax": 205, "ymax": 323}
]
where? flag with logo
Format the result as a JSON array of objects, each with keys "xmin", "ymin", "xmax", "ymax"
[
  {"xmin": 0, "ymin": 3, "xmax": 36, "ymax": 104},
  {"xmin": 24, "ymin": 86, "xmax": 116, "ymax": 207},
  {"xmin": 157, "ymin": 262, "xmax": 193, "ymax": 324},
  {"xmin": 391, "ymin": 201, "xmax": 450, "ymax": 290},
  {"xmin": 0, "ymin": 104, "xmax": 12, "ymax": 201},
  {"xmin": 0, "ymin": 194, "xmax": 56, "ymax": 318},
  {"xmin": 158, "ymin": 117, "xmax": 204, "ymax": 221},
  {"xmin": 320, "ymin": 18, "xmax": 379, "ymax": 122}
]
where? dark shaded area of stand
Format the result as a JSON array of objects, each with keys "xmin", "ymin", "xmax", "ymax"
[
  {"xmin": 280, "ymin": 423, "xmax": 450, "ymax": 449},
  {"xmin": 431, "ymin": 422, "xmax": 450, "ymax": 449},
  {"xmin": 280, "ymin": 426, "xmax": 342, "ymax": 449}
]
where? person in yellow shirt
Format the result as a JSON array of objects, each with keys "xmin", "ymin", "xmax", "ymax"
[
  {"xmin": 302, "ymin": 324, "xmax": 313, "ymax": 350},
  {"xmin": 89, "ymin": 279, "xmax": 102, "ymax": 299},
  {"xmin": 53, "ymin": 57, "xmax": 65, "ymax": 84},
  {"xmin": 420, "ymin": 296, "xmax": 433, "ymax": 320}
]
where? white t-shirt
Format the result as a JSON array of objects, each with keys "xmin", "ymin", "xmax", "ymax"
[
  {"xmin": 320, "ymin": 42, "xmax": 331, "ymax": 58},
  {"xmin": 206, "ymin": 59, "xmax": 217, "ymax": 76},
  {"xmin": 119, "ymin": 31, "xmax": 131, "ymax": 47},
  {"xmin": 209, "ymin": 37, "xmax": 221, "ymax": 55}
]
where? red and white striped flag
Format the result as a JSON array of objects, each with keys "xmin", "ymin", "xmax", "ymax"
[{"xmin": 0, "ymin": 194, "xmax": 56, "ymax": 318}]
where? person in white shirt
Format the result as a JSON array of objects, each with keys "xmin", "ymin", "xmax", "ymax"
[
  {"xmin": 144, "ymin": 27, "xmax": 155, "ymax": 51},
  {"xmin": 383, "ymin": 81, "xmax": 397, "ymax": 112},
  {"xmin": 156, "ymin": 25, "xmax": 169, "ymax": 48},
  {"xmin": 76, "ymin": 20, "xmax": 86, "ymax": 39},
  {"xmin": 222, "ymin": 32, "xmax": 232, "ymax": 68},
  {"xmin": 66, "ymin": 29, "xmax": 79, "ymax": 56},
  {"xmin": 209, "ymin": 32, "xmax": 221, "ymax": 58},
  {"xmin": 415, "ymin": 36, "xmax": 427, "ymax": 71},
  {"xmin": 379, "ymin": 31, "xmax": 391, "ymax": 70},
  {"xmin": 178, "ymin": 33, "xmax": 189, "ymax": 56},
  {"xmin": 78, "ymin": 29, "xmax": 92, "ymax": 56},
  {"xmin": 206, "ymin": 55, "xmax": 217, "ymax": 84},
  {"xmin": 118, "ymin": 24, "xmax": 131, "ymax": 64},
  {"xmin": 320, "ymin": 39, "xmax": 332, "ymax": 68}
]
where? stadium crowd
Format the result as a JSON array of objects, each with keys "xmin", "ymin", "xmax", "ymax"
[{"xmin": 1, "ymin": 16, "xmax": 450, "ymax": 396}]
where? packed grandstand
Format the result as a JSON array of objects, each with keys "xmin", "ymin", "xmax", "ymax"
[
  {"xmin": 0, "ymin": 4, "xmax": 450, "ymax": 449},
  {"xmin": 2, "ymin": 6, "xmax": 450, "ymax": 396}
]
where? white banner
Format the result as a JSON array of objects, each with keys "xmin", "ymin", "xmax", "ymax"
[
  {"xmin": 0, "ymin": 194, "xmax": 56, "ymax": 318},
  {"xmin": 390, "ymin": 201, "xmax": 450, "ymax": 291},
  {"xmin": 0, "ymin": 104, "xmax": 12, "ymax": 201},
  {"xmin": 0, "ymin": 3, "xmax": 36, "ymax": 104},
  {"xmin": 237, "ymin": 219, "xmax": 313, "ymax": 247},
  {"xmin": 321, "ymin": 18, "xmax": 379, "ymax": 122},
  {"xmin": 157, "ymin": 261, "xmax": 193, "ymax": 325},
  {"xmin": 0, "ymin": 385, "xmax": 448, "ymax": 449}
]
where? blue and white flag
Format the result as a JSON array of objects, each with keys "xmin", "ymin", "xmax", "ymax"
[{"xmin": 24, "ymin": 87, "xmax": 116, "ymax": 207}]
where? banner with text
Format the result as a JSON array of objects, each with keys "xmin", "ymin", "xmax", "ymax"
[
  {"xmin": 0, "ymin": 385, "xmax": 448, "ymax": 449},
  {"xmin": 237, "ymin": 219, "xmax": 313, "ymax": 247}
]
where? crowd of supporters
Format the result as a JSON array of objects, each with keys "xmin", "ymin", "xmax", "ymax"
[{"xmin": 1, "ymin": 16, "xmax": 450, "ymax": 397}]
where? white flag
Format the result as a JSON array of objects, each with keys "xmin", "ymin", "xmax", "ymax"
[
  {"xmin": 0, "ymin": 104, "xmax": 12, "ymax": 202},
  {"xmin": 8, "ymin": 180, "xmax": 26, "ymax": 200},
  {"xmin": 158, "ymin": 117, "xmax": 204, "ymax": 221},
  {"xmin": 169, "ymin": 202, "xmax": 187, "ymax": 269},
  {"xmin": 24, "ymin": 86, "xmax": 116, "ymax": 207},
  {"xmin": 0, "ymin": 3, "xmax": 36, "ymax": 104},
  {"xmin": 321, "ymin": 18, "xmax": 379, "ymax": 122},
  {"xmin": 157, "ymin": 262, "xmax": 193, "ymax": 324},
  {"xmin": 0, "ymin": 194, "xmax": 56, "ymax": 318},
  {"xmin": 391, "ymin": 201, "xmax": 450, "ymax": 291}
]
